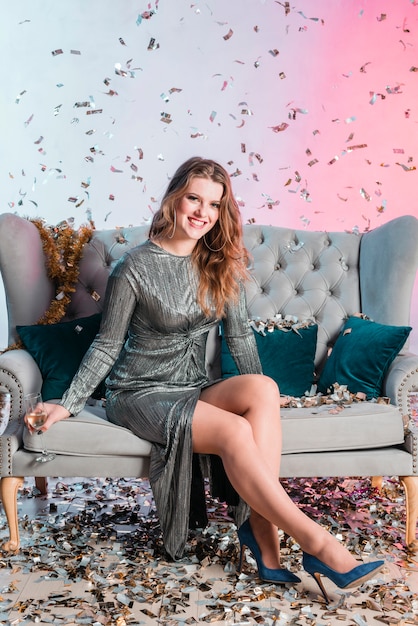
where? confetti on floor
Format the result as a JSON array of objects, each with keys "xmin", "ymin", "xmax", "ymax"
[{"xmin": 1, "ymin": 476, "xmax": 417, "ymax": 624}]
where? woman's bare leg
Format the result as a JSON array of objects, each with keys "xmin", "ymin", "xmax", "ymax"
[
  {"xmin": 196, "ymin": 375, "xmax": 359, "ymax": 573},
  {"xmin": 201, "ymin": 375, "xmax": 283, "ymax": 568}
]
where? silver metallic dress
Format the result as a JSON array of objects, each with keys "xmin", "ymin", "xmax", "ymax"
[{"xmin": 61, "ymin": 240, "xmax": 262, "ymax": 558}]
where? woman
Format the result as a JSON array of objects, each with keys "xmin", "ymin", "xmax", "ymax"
[{"xmin": 29, "ymin": 157, "xmax": 384, "ymax": 601}]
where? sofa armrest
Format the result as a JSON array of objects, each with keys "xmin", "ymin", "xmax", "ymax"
[
  {"xmin": 384, "ymin": 352, "xmax": 418, "ymax": 420},
  {"xmin": 359, "ymin": 215, "xmax": 418, "ymax": 337},
  {"xmin": 0, "ymin": 349, "xmax": 43, "ymax": 422},
  {"xmin": 0, "ymin": 419, "xmax": 24, "ymax": 475}
]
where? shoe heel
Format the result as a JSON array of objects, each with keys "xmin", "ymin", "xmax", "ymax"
[
  {"xmin": 238, "ymin": 543, "xmax": 245, "ymax": 574},
  {"xmin": 311, "ymin": 572, "xmax": 330, "ymax": 604}
]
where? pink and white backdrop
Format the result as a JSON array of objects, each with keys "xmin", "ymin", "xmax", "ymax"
[{"xmin": 1, "ymin": 0, "xmax": 417, "ymax": 351}]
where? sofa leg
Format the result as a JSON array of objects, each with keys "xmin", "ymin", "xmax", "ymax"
[
  {"xmin": 371, "ymin": 476, "xmax": 383, "ymax": 489},
  {"xmin": 0, "ymin": 476, "xmax": 24, "ymax": 552},
  {"xmin": 35, "ymin": 476, "xmax": 48, "ymax": 495},
  {"xmin": 400, "ymin": 475, "xmax": 418, "ymax": 552}
]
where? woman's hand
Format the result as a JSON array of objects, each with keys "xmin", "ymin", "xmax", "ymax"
[{"xmin": 24, "ymin": 402, "xmax": 71, "ymax": 434}]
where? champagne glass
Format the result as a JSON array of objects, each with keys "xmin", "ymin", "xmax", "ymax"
[
  {"xmin": 24, "ymin": 392, "xmax": 55, "ymax": 463},
  {"xmin": 0, "ymin": 390, "xmax": 10, "ymax": 436}
]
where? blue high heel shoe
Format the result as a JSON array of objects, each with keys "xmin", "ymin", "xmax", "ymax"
[
  {"xmin": 302, "ymin": 552, "xmax": 385, "ymax": 603},
  {"xmin": 237, "ymin": 519, "xmax": 301, "ymax": 584}
]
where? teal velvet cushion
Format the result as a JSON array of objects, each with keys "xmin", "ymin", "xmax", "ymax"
[
  {"xmin": 318, "ymin": 316, "xmax": 412, "ymax": 399},
  {"xmin": 17, "ymin": 314, "xmax": 103, "ymax": 401},
  {"xmin": 221, "ymin": 322, "xmax": 318, "ymax": 397}
]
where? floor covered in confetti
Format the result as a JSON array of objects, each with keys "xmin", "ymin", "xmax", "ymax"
[{"xmin": 1, "ymin": 476, "xmax": 417, "ymax": 625}]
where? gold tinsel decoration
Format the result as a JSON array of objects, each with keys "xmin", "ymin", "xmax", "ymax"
[{"xmin": 3, "ymin": 217, "xmax": 94, "ymax": 352}]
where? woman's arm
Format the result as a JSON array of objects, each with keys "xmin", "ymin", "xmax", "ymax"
[
  {"xmin": 222, "ymin": 282, "xmax": 262, "ymax": 376},
  {"xmin": 58, "ymin": 253, "xmax": 139, "ymax": 420}
]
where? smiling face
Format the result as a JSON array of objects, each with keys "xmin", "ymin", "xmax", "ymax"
[{"xmin": 172, "ymin": 176, "xmax": 223, "ymax": 252}]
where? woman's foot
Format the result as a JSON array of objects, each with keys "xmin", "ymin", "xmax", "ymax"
[
  {"xmin": 238, "ymin": 519, "xmax": 301, "ymax": 584},
  {"xmin": 303, "ymin": 552, "xmax": 384, "ymax": 603},
  {"xmin": 248, "ymin": 513, "xmax": 281, "ymax": 569}
]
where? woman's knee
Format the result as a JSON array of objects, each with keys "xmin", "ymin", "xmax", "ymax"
[{"xmin": 247, "ymin": 374, "xmax": 281, "ymax": 404}]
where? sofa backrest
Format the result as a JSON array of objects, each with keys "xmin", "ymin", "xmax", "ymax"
[{"xmin": 1, "ymin": 213, "xmax": 417, "ymax": 373}]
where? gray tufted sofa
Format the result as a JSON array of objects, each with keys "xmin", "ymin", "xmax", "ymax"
[{"xmin": 0, "ymin": 212, "xmax": 418, "ymax": 553}]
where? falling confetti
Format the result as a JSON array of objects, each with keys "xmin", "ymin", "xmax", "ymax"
[{"xmin": 270, "ymin": 122, "xmax": 289, "ymax": 132}]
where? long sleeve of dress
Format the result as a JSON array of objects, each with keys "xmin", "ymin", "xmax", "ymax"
[
  {"xmin": 222, "ymin": 282, "xmax": 263, "ymax": 376},
  {"xmin": 61, "ymin": 253, "xmax": 138, "ymax": 416}
]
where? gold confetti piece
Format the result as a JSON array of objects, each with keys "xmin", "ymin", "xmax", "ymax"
[
  {"xmin": 70, "ymin": 49, "xmax": 81, "ymax": 55},
  {"xmin": 223, "ymin": 28, "xmax": 233, "ymax": 40},
  {"xmin": 269, "ymin": 122, "xmax": 289, "ymax": 132},
  {"xmin": 269, "ymin": 49, "xmax": 279, "ymax": 57},
  {"xmin": 51, "ymin": 48, "xmax": 63, "ymax": 56},
  {"xmin": 119, "ymin": 37, "xmax": 126, "ymax": 45},
  {"xmin": 396, "ymin": 162, "xmax": 416, "ymax": 172},
  {"xmin": 347, "ymin": 144, "xmax": 368, "ymax": 151},
  {"xmin": 160, "ymin": 112, "xmax": 172, "ymax": 124}
]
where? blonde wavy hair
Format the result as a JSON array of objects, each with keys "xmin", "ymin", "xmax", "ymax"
[{"xmin": 149, "ymin": 157, "xmax": 249, "ymax": 318}]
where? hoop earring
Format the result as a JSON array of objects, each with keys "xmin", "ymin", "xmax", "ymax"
[
  {"xmin": 167, "ymin": 210, "xmax": 176, "ymax": 239},
  {"xmin": 203, "ymin": 234, "xmax": 226, "ymax": 252}
]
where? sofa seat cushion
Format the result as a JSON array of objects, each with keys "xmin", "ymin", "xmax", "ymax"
[
  {"xmin": 280, "ymin": 402, "xmax": 404, "ymax": 454},
  {"xmin": 23, "ymin": 403, "xmax": 152, "ymax": 457},
  {"xmin": 22, "ymin": 400, "xmax": 404, "ymax": 459}
]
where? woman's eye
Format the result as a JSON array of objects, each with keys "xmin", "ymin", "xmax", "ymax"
[
  {"xmin": 212, "ymin": 203, "xmax": 220, "ymax": 209},
  {"xmin": 188, "ymin": 195, "xmax": 199, "ymax": 202}
]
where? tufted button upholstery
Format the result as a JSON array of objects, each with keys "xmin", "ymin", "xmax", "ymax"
[
  {"xmin": 242, "ymin": 225, "xmax": 361, "ymax": 367},
  {"xmin": 63, "ymin": 227, "xmax": 150, "ymax": 321}
]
